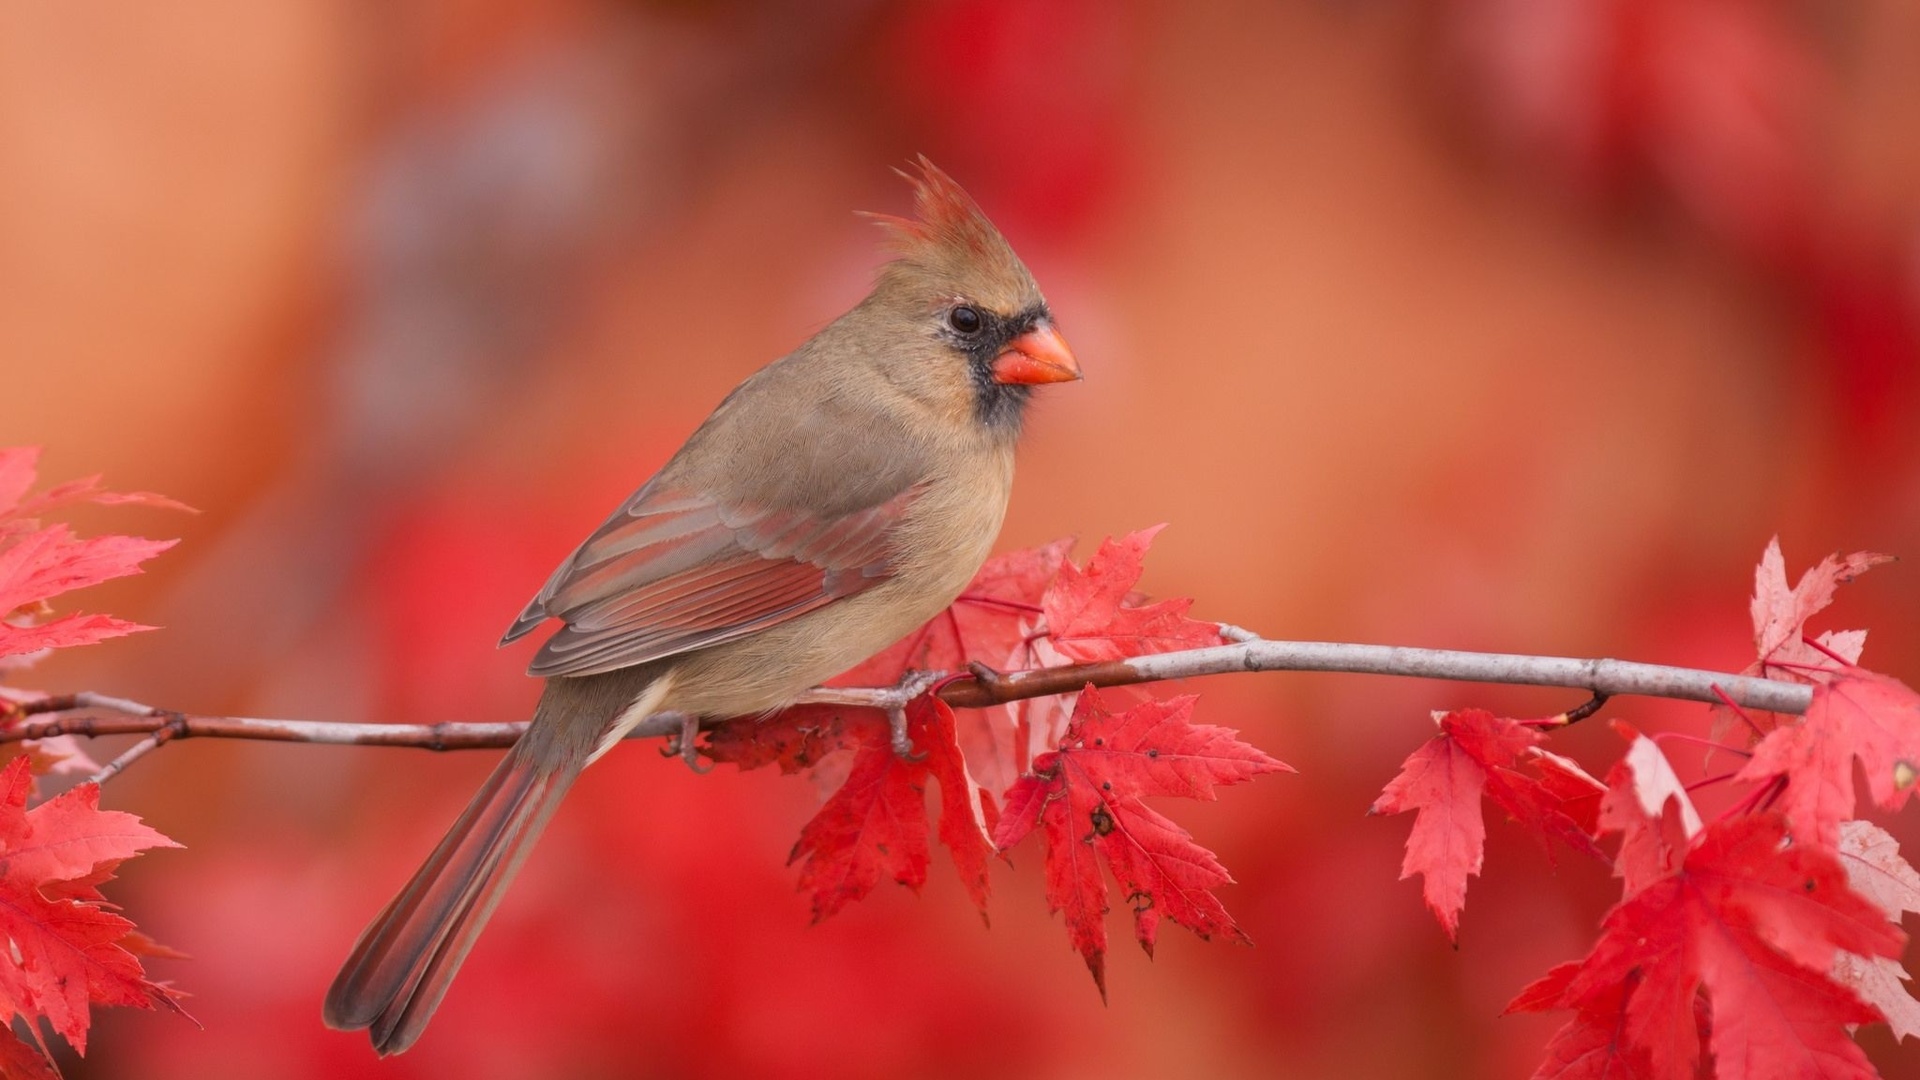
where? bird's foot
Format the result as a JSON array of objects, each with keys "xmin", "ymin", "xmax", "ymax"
[
  {"xmin": 658, "ymin": 711, "xmax": 712, "ymax": 774},
  {"xmin": 887, "ymin": 704, "xmax": 927, "ymax": 762},
  {"xmin": 891, "ymin": 669, "xmax": 942, "ymax": 707},
  {"xmin": 787, "ymin": 672, "xmax": 940, "ymax": 759},
  {"xmin": 789, "ymin": 668, "xmax": 942, "ymax": 714},
  {"xmin": 885, "ymin": 669, "xmax": 941, "ymax": 761}
]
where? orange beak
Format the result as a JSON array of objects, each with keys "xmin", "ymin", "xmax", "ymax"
[{"xmin": 990, "ymin": 323, "xmax": 1082, "ymax": 386}]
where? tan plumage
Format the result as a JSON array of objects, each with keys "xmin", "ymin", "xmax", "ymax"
[{"xmin": 323, "ymin": 159, "xmax": 1079, "ymax": 1055}]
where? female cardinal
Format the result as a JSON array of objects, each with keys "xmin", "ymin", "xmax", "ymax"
[{"xmin": 323, "ymin": 159, "xmax": 1079, "ymax": 1054}]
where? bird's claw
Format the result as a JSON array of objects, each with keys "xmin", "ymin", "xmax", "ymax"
[
  {"xmin": 660, "ymin": 712, "xmax": 712, "ymax": 774},
  {"xmin": 888, "ymin": 705, "xmax": 927, "ymax": 762},
  {"xmin": 881, "ymin": 670, "xmax": 942, "ymax": 760}
]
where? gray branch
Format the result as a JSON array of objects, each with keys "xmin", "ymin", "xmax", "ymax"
[{"xmin": 0, "ymin": 634, "xmax": 1813, "ymax": 781}]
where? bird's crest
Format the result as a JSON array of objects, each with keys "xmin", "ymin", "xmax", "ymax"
[
  {"xmin": 864, "ymin": 157, "xmax": 1036, "ymax": 310},
  {"xmin": 865, "ymin": 156, "xmax": 1010, "ymax": 263}
]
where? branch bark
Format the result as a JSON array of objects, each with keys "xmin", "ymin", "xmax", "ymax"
[{"xmin": 0, "ymin": 634, "xmax": 1812, "ymax": 782}]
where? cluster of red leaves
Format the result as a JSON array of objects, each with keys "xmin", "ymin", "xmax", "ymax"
[
  {"xmin": 1373, "ymin": 539, "xmax": 1920, "ymax": 1079},
  {"xmin": 0, "ymin": 448, "xmax": 187, "ymax": 1076},
  {"xmin": 704, "ymin": 527, "xmax": 1290, "ymax": 995}
]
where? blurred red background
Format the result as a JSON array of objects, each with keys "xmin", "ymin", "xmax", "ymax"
[{"xmin": 4, "ymin": 1, "xmax": 1920, "ymax": 1076}]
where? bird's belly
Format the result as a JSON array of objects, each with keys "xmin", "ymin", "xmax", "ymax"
[
  {"xmin": 660, "ymin": 583, "xmax": 950, "ymax": 717},
  {"xmin": 663, "ymin": 459, "xmax": 1011, "ymax": 718}
]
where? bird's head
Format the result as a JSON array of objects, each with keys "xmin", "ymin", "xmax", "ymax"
[{"xmin": 858, "ymin": 158, "xmax": 1080, "ymax": 437}]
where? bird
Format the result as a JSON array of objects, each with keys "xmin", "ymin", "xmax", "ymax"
[{"xmin": 322, "ymin": 158, "xmax": 1080, "ymax": 1055}]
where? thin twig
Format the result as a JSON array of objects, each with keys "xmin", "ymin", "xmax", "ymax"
[
  {"xmin": 89, "ymin": 733, "xmax": 168, "ymax": 785},
  {"xmin": 932, "ymin": 641, "xmax": 1815, "ymax": 713},
  {"xmin": 0, "ymin": 638, "xmax": 1820, "ymax": 775},
  {"xmin": 1563, "ymin": 692, "xmax": 1610, "ymax": 724}
]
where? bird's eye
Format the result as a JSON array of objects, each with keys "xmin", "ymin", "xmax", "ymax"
[{"xmin": 947, "ymin": 305, "xmax": 983, "ymax": 335}]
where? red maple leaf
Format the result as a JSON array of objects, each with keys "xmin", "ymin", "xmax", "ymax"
[
  {"xmin": 0, "ymin": 448, "xmax": 191, "ymax": 523},
  {"xmin": 1831, "ymin": 820, "xmax": 1920, "ymax": 1042},
  {"xmin": 1039, "ymin": 526, "xmax": 1223, "ymax": 663},
  {"xmin": 0, "ymin": 757, "xmax": 182, "ymax": 1055},
  {"xmin": 1598, "ymin": 726, "xmax": 1704, "ymax": 897},
  {"xmin": 1513, "ymin": 810, "xmax": 1901, "ymax": 1080},
  {"xmin": 1748, "ymin": 538, "xmax": 1889, "ymax": 679},
  {"xmin": 703, "ymin": 705, "xmax": 856, "ymax": 776},
  {"xmin": 0, "ymin": 447, "xmax": 184, "ymax": 662},
  {"xmin": 1735, "ymin": 664, "xmax": 1920, "ymax": 845},
  {"xmin": 1370, "ymin": 709, "xmax": 1606, "ymax": 939},
  {"xmin": 0, "ymin": 1030, "xmax": 59, "ymax": 1080},
  {"xmin": 1530, "ymin": 747, "xmax": 1608, "ymax": 836},
  {"xmin": 1505, "ymin": 963, "xmax": 1655, "ymax": 1080},
  {"xmin": 0, "ymin": 527, "xmax": 174, "ymax": 659},
  {"xmin": 1712, "ymin": 539, "xmax": 1890, "ymax": 745},
  {"xmin": 991, "ymin": 688, "xmax": 1289, "ymax": 997},
  {"xmin": 999, "ymin": 527, "xmax": 1225, "ymax": 785},
  {"xmin": 1835, "ymin": 820, "xmax": 1920, "ymax": 921},
  {"xmin": 784, "ymin": 696, "xmax": 995, "ymax": 921}
]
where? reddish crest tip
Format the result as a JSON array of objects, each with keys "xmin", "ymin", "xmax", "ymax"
[
  {"xmin": 867, "ymin": 156, "xmax": 1004, "ymax": 260},
  {"xmin": 901, "ymin": 155, "xmax": 982, "ymax": 234}
]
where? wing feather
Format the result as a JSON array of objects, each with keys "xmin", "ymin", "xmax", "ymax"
[{"xmin": 504, "ymin": 480, "xmax": 919, "ymax": 678}]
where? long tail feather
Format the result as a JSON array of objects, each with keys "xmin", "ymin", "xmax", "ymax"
[
  {"xmin": 322, "ymin": 735, "xmax": 585, "ymax": 1055},
  {"xmin": 326, "ymin": 666, "xmax": 663, "ymax": 1054}
]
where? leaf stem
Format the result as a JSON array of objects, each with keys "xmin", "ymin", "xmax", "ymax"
[{"xmin": 1651, "ymin": 731, "xmax": 1753, "ymax": 758}]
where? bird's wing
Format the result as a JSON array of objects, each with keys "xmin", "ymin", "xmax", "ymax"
[{"xmin": 501, "ymin": 479, "xmax": 923, "ymax": 678}]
